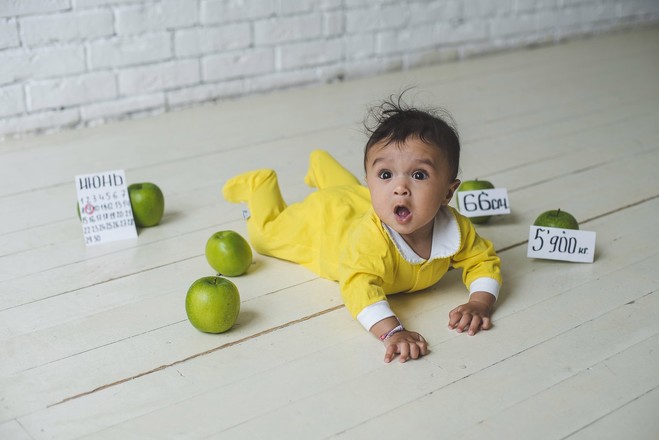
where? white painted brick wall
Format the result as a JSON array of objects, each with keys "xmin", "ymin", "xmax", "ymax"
[
  {"xmin": 115, "ymin": 0, "xmax": 198, "ymax": 35},
  {"xmin": 89, "ymin": 33, "xmax": 172, "ymax": 69},
  {"xmin": 203, "ymin": 48, "xmax": 275, "ymax": 81},
  {"xmin": 19, "ymin": 10, "xmax": 115, "ymax": 45},
  {"xmin": 0, "ymin": 0, "xmax": 70, "ymax": 18},
  {"xmin": 174, "ymin": 24, "xmax": 251, "ymax": 57},
  {"xmin": 0, "ymin": 18, "xmax": 19, "ymax": 49},
  {"xmin": 254, "ymin": 14, "xmax": 323, "ymax": 45},
  {"xmin": 27, "ymin": 71, "xmax": 117, "ymax": 111},
  {"xmin": 118, "ymin": 59, "xmax": 200, "ymax": 95},
  {"xmin": 0, "ymin": 84, "xmax": 25, "ymax": 117},
  {"xmin": 201, "ymin": 0, "xmax": 277, "ymax": 24},
  {"xmin": 1, "ymin": 0, "xmax": 658, "ymax": 139}
]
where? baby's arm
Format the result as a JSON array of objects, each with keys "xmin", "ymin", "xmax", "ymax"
[
  {"xmin": 370, "ymin": 316, "xmax": 428, "ymax": 363},
  {"xmin": 448, "ymin": 291, "xmax": 496, "ymax": 336}
]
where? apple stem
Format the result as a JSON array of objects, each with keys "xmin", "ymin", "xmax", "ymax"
[{"xmin": 556, "ymin": 209, "xmax": 561, "ymax": 216}]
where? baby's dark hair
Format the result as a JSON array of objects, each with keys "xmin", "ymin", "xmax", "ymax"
[{"xmin": 363, "ymin": 94, "xmax": 460, "ymax": 180}]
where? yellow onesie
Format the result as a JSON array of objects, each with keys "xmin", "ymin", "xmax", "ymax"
[{"xmin": 223, "ymin": 150, "xmax": 502, "ymax": 330}]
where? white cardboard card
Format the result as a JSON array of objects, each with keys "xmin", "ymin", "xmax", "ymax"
[
  {"xmin": 457, "ymin": 188, "xmax": 511, "ymax": 217},
  {"xmin": 75, "ymin": 170, "xmax": 137, "ymax": 246},
  {"xmin": 527, "ymin": 225, "xmax": 596, "ymax": 263}
]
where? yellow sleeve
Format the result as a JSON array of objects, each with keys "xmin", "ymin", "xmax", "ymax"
[
  {"xmin": 450, "ymin": 209, "xmax": 502, "ymax": 291},
  {"xmin": 338, "ymin": 213, "xmax": 395, "ymax": 319}
]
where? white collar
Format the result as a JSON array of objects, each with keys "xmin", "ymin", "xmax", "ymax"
[{"xmin": 383, "ymin": 206, "xmax": 461, "ymax": 264}]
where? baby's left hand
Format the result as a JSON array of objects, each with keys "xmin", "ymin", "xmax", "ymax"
[{"xmin": 448, "ymin": 294, "xmax": 494, "ymax": 336}]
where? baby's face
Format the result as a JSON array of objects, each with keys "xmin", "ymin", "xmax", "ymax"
[{"xmin": 365, "ymin": 137, "xmax": 460, "ymax": 246}]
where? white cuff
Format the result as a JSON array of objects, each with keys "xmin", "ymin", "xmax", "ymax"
[
  {"xmin": 469, "ymin": 277, "xmax": 500, "ymax": 301},
  {"xmin": 356, "ymin": 300, "xmax": 396, "ymax": 331}
]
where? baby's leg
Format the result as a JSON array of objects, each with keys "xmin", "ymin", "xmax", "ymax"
[
  {"xmin": 304, "ymin": 150, "xmax": 361, "ymax": 190},
  {"xmin": 223, "ymin": 169, "xmax": 318, "ymax": 263},
  {"xmin": 222, "ymin": 169, "xmax": 286, "ymax": 237}
]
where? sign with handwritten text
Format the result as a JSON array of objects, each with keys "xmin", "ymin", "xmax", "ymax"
[
  {"xmin": 527, "ymin": 226, "xmax": 596, "ymax": 263},
  {"xmin": 75, "ymin": 170, "xmax": 137, "ymax": 246},
  {"xmin": 457, "ymin": 188, "xmax": 511, "ymax": 217}
]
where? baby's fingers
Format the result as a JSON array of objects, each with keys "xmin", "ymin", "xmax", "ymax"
[
  {"xmin": 467, "ymin": 315, "xmax": 483, "ymax": 335},
  {"xmin": 448, "ymin": 307, "xmax": 465, "ymax": 329},
  {"xmin": 384, "ymin": 344, "xmax": 397, "ymax": 363}
]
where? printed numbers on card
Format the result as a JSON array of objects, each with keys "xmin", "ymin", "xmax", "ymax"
[
  {"xmin": 527, "ymin": 226, "xmax": 596, "ymax": 263},
  {"xmin": 457, "ymin": 188, "xmax": 511, "ymax": 218},
  {"xmin": 75, "ymin": 170, "xmax": 137, "ymax": 246}
]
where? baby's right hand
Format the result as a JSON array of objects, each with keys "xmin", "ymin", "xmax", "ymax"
[{"xmin": 383, "ymin": 330, "xmax": 428, "ymax": 363}]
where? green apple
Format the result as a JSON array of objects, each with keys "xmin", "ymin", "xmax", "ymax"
[
  {"xmin": 534, "ymin": 209, "xmax": 579, "ymax": 230},
  {"xmin": 185, "ymin": 276, "xmax": 240, "ymax": 333},
  {"xmin": 128, "ymin": 182, "xmax": 165, "ymax": 227},
  {"xmin": 456, "ymin": 179, "xmax": 495, "ymax": 224},
  {"xmin": 205, "ymin": 230, "xmax": 253, "ymax": 276}
]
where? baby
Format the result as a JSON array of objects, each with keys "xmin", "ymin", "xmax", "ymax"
[{"xmin": 223, "ymin": 96, "xmax": 502, "ymax": 363}]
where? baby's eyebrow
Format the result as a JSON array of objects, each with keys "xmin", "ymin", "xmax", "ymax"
[
  {"xmin": 369, "ymin": 156, "xmax": 436, "ymax": 168},
  {"xmin": 369, "ymin": 157, "xmax": 387, "ymax": 167},
  {"xmin": 414, "ymin": 158, "xmax": 435, "ymax": 167}
]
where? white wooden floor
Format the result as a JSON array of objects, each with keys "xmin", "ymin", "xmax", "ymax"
[{"xmin": 2, "ymin": 26, "xmax": 659, "ymax": 439}]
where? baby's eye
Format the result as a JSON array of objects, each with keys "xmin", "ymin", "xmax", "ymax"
[
  {"xmin": 412, "ymin": 171, "xmax": 428, "ymax": 180},
  {"xmin": 378, "ymin": 170, "xmax": 392, "ymax": 179}
]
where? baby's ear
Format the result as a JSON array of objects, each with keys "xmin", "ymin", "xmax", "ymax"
[{"xmin": 444, "ymin": 179, "xmax": 461, "ymax": 204}]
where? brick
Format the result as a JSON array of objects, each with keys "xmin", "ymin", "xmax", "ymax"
[
  {"xmin": 0, "ymin": 84, "xmax": 25, "ymax": 117},
  {"xmin": 81, "ymin": 93, "xmax": 165, "ymax": 120},
  {"xmin": 246, "ymin": 69, "xmax": 318, "ymax": 94},
  {"xmin": 324, "ymin": 10, "xmax": 344, "ymax": 36},
  {"xmin": 20, "ymin": 10, "xmax": 114, "ymax": 45},
  {"xmin": 489, "ymin": 13, "xmax": 540, "ymax": 37},
  {"xmin": 118, "ymin": 59, "xmax": 200, "ymax": 95},
  {"xmin": 344, "ymin": 0, "xmax": 370, "ymax": 7},
  {"xmin": 203, "ymin": 48, "xmax": 274, "ymax": 81},
  {"xmin": 0, "ymin": 18, "xmax": 19, "ymax": 49},
  {"xmin": 89, "ymin": 33, "xmax": 172, "ymax": 69},
  {"xmin": 201, "ymin": 0, "xmax": 276, "ymax": 24},
  {"xmin": 27, "ymin": 71, "xmax": 117, "ymax": 111},
  {"xmin": 319, "ymin": 0, "xmax": 343, "ymax": 10},
  {"xmin": 464, "ymin": 0, "xmax": 498, "ymax": 18},
  {"xmin": 278, "ymin": 39, "xmax": 343, "ymax": 70},
  {"xmin": 409, "ymin": 0, "xmax": 461, "ymax": 26},
  {"xmin": 0, "ymin": 0, "xmax": 70, "ymax": 18},
  {"xmin": 346, "ymin": 5, "xmax": 409, "ymax": 34},
  {"xmin": 116, "ymin": 0, "xmax": 198, "ymax": 35},
  {"xmin": 435, "ymin": 19, "xmax": 489, "ymax": 43},
  {"xmin": 377, "ymin": 25, "xmax": 434, "ymax": 55},
  {"xmin": 515, "ymin": 0, "xmax": 557, "ymax": 12},
  {"xmin": 345, "ymin": 34, "xmax": 375, "ymax": 60},
  {"xmin": 254, "ymin": 14, "xmax": 323, "ymax": 45},
  {"xmin": 174, "ymin": 23, "xmax": 251, "ymax": 57},
  {"xmin": 166, "ymin": 79, "xmax": 244, "ymax": 107},
  {"xmin": 0, "ymin": 45, "xmax": 85, "ymax": 86},
  {"xmin": 75, "ymin": 0, "xmax": 142, "ymax": 7},
  {"xmin": 279, "ymin": 0, "xmax": 315, "ymax": 15}
]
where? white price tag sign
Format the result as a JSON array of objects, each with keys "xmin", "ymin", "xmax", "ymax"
[
  {"xmin": 75, "ymin": 170, "xmax": 137, "ymax": 246},
  {"xmin": 527, "ymin": 226, "xmax": 596, "ymax": 263},
  {"xmin": 457, "ymin": 188, "xmax": 511, "ymax": 217}
]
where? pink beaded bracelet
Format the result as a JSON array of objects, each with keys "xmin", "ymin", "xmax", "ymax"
[{"xmin": 379, "ymin": 324, "xmax": 405, "ymax": 341}]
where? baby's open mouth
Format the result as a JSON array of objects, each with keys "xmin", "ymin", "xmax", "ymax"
[{"xmin": 395, "ymin": 205, "xmax": 411, "ymax": 220}]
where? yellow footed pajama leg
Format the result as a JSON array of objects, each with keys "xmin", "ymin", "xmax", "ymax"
[
  {"xmin": 222, "ymin": 169, "xmax": 287, "ymax": 236},
  {"xmin": 304, "ymin": 150, "xmax": 361, "ymax": 190},
  {"xmin": 222, "ymin": 169, "xmax": 314, "ymax": 262}
]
